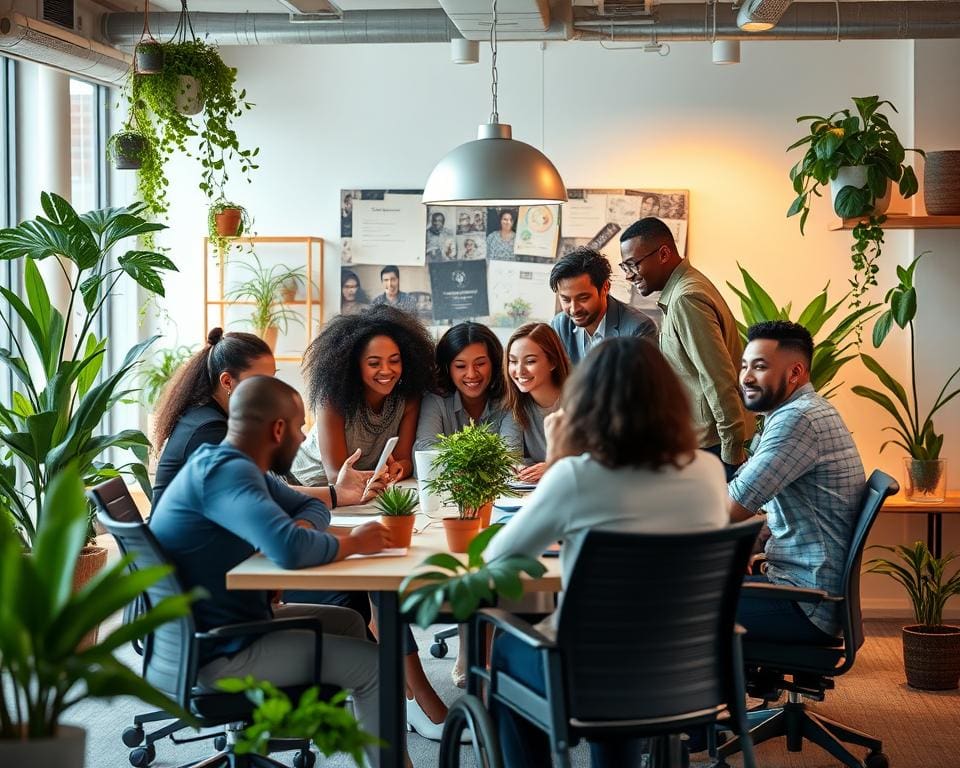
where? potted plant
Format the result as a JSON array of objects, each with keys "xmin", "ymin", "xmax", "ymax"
[
  {"xmin": 125, "ymin": 37, "xmax": 259, "ymax": 217},
  {"xmin": 374, "ymin": 485, "xmax": 419, "ymax": 549},
  {"xmin": 399, "ymin": 525, "xmax": 546, "ymax": 628},
  {"xmin": 106, "ymin": 127, "xmax": 152, "ymax": 171},
  {"xmin": 865, "ymin": 541, "xmax": 960, "ymax": 690},
  {"xmin": 425, "ymin": 422, "xmax": 518, "ymax": 552},
  {"xmin": 225, "ymin": 253, "xmax": 305, "ymax": 351},
  {"xmin": 852, "ymin": 253, "xmax": 960, "ymax": 502},
  {"xmin": 727, "ymin": 263, "xmax": 879, "ymax": 397},
  {"xmin": 139, "ymin": 344, "xmax": 195, "ymax": 412},
  {"xmin": 217, "ymin": 677, "xmax": 380, "ymax": 765},
  {"xmin": 0, "ymin": 193, "xmax": 176, "ymax": 548},
  {"xmin": 208, "ymin": 199, "xmax": 252, "ymax": 254},
  {"xmin": 787, "ymin": 95, "xmax": 923, "ymax": 310},
  {"xmin": 0, "ymin": 465, "xmax": 198, "ymax": 764}
]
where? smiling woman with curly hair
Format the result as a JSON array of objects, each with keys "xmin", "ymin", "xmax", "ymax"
[{"xmin": 293, "ymin": 304, "xmax": 435, "ymax": 487}]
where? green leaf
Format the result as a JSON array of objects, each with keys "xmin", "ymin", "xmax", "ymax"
[
  {"xmin": 467, "ymin": 523, "xmax": 503, "ymax": 569},
  {"xmin": 872, "ymin": 311, "xmax": 894, "ymax": 348}
]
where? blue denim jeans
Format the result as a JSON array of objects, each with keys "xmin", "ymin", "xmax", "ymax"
[
  {"xmin": 490, "ymin": 632, "xmax": 646, "ymax": 768},
  {"xmin": 737, "ymin": 575, "xmax": 838, "ymax": 644}
]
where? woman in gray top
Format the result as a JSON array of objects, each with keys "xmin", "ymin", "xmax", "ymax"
[
  {"xmin": 293, "ymin": 305, "xmax": 435, "ymax": 486},
  {"xmin": 415, "ymin": 322, "xmax": 520, "ymax": 454},
  {"xmin": 504, "ymin": 322, "xmax": 571, "ymax": 483}
]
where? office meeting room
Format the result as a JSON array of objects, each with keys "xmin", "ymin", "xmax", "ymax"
[{"xmin": 2, "ymin": 1, "xmax": 960, "ymax": 767}]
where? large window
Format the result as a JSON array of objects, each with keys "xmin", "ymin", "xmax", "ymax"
[
  {"xmin": 70, "ymin": 78, "xmax": 103, "ymax": 213},
  {"xmin": 1, "ymin": 56, "xmax": 15, "ymax": 407}
]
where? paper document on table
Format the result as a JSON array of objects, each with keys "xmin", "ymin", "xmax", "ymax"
[
  {"xmin": 346, "ymin": 548, "xmax": 408, "ymax": 560},
  {"xmin": 333, "ymin": 515, "xmax": 380, "ymax": 527}
]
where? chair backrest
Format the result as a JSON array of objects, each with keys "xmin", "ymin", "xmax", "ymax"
[
  {"xmin": 837, "ymin": 469, "xmax": 899, "ymax": 668},
  {"xmin": 556, "ymin": 518, "xmax": 763, "ymax": 723},
  {"xmin": 88, "ymin": 479, "xmax": 198, "ymax": 708}
]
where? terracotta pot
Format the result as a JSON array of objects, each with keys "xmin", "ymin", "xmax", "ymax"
[
  {"xmin": 442, "ymin": 517, "xmax": 481, "ymax": 553},
  {"xmin": 923, "ymin": 151, "xmax": 960, "ymax": 215},
  {"xmin": 214, "ymin": 208, "xmax": 243, "ymax": 237},
  {"xmin": 0, "ymin": 724, "xmax": 85, "ymax": 767},
  {"xmin": 73, "ymin": 546, "xmax": 107, "ymax": 651},
  {"xmin": 902, "ymin": 625, "xmax": 960, "ymax": 690},
  {"xmin": 468, "ymin": 501, "xmax": 494, "ymax": 529},
  {"xmin": 380, "ymin": 514, "xmax": 415, "ymax": 549},
  {"xmin": 261, "ymin": 325, "xmax": 279, "ymax": 352}
]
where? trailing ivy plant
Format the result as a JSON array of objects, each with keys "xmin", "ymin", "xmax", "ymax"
[{"xmin": 126, "ymin": 39, "xmax": 259, "ymax": 217}]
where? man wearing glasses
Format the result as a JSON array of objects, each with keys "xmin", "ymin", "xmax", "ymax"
[{"xmin": 619, "ymin": 218, "xmax": 752, "ymax": 479}]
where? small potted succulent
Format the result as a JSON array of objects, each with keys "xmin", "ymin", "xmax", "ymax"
[
  {"xmin": 374, "ymin": 485, "xmax": 418, "ymax": 549},
  {"xmin": 425, "ymin": 422, "xmax": 518, "ymax": 552},
  {"xmin": 866, "ymin": 541, "xmax": 960, "ymax": 690}
]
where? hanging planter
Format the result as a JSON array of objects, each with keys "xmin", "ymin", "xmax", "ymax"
[
  {"xmin": 106, "ymin": 129, "xmax": 152, "ymax": 171},
  {"xmin": 134, "ymin": 41, "xmax": 164, "ymax": 74},
  {"xmin": 174, "ymin": 74, "xmax": 204, "ymax": 115}
]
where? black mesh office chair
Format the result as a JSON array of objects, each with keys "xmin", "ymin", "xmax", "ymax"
[
  {"xmin": 716, "ymin": 469, "xmax": 899, "ymax": 768},
  {"xmin": 439, "ymin": 519, "xmax": 765, "ymax": 768},
  {"xmin": 90, "ymin": 478, "xmax": 328, "ymax": 768}
]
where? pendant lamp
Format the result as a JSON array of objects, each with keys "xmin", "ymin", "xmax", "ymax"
[{"xmin": 422, "ymin": 0, "xmax": 567, "ymax": 207}]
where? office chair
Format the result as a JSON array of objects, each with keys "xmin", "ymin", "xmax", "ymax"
[
  {"xmin": 90, "ymin": 478, "xmax": 329, "ymax": 768},
  {"xmin": 439, "ymin": 519, "xmax": 765, "ymax": 768},
  {"xmin": 715, "ymin": 469, "xmax": 899, "ymax": 768}
]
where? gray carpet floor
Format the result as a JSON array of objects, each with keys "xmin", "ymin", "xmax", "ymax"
[{"xmin": 65, "ymin": 619, "xmax": 960, "ymax": 768}]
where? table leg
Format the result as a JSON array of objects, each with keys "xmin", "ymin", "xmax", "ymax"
[
  {"xmin": 376, "ymin": 590, "xmax": 405, "ymax": 768},
  {"xmin": 931, "ymin": 512, "xmax": 943, "ymax": 559}
]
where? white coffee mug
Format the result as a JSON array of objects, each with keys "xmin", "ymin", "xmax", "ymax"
[{"xmin": 414, "ymin": 450, "xmax": 442, "ymax": 516}]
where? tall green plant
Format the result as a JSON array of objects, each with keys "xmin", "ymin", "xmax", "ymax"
[
  {"xmin": 727, "ymin": 264, "xmax": 879, "ymax": 399},
  {"xmin": 0, "ymin": 465, "xmax": 199, "ymax": 739},
  {"xmin": 0, "ymin": 193, "xmax": 176, "ymax": 545},
  {"xmin": 226, "ymin": 253, "xmax": 305, "ymax": 337},
  {"xmin": 139, "ymin": 344, "xmax": 194, "ymax": 409},
  {"xmin": 852, "ymin": 254, "xmax": 960, "ymax": 461},
  {"xmin": 866, "ymin": 541, "xmax": 960, "ymax": 627}
]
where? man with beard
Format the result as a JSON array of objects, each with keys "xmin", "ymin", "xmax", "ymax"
[
  {"xmin": 729, "ymin": 321, "xmax": 865, "ymax": 643},
  {"xmin": 619, "ymin": 217, "xmax": 752, "ymax": 479},
  {"xmin": 150, "ymin": 375, "xmax": 389, "ymax": 767},
  {"xmin": 549, "ymin": 246, "xmax": 655, "ymax": 364}
]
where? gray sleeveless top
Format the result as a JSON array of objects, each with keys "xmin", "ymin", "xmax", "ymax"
[{"xmin": 292, "ymin": 393, "xmax": 406, "ymax": 486}]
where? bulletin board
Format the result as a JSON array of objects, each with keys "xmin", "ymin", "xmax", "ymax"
[{"xmin": 337, "ymin": 188, "xmax": 689, "ymax": 330}]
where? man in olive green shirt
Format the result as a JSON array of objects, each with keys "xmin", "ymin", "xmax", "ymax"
[{"xmin": 619, "ymin": 218, "xmax": 753, "ymax": 478}]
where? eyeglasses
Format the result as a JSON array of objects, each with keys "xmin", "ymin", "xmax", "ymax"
[{"xmin": 618, "ymin": 245, "xmax": 662, "ymax": 277}]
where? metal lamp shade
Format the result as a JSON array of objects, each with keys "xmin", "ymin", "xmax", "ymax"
[{"xmin": 422, "ymin": 123, "xmax": 567, "ymax": 206}]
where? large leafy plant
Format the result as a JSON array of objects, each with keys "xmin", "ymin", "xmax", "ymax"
[
  {"xmin": 866, "ymin": 541, "xmax": 960, "ymax": 628},
  {"xmin": 399, "ymin": 525, "xmax": 546, "ymax": 628},
  {"xmin": 852, "ymin": 254, "xmax": 960, "ymax": 462},
  {"xmin": 122, "ymin": 39, "xmax": 259, "ymax": 217},
  {"xmin": 0, "ymin": 193, "xmax": 176, "ymax": 546},
  {"xmin": 0, "ymin": 465, "xmax": 198, "ymax": 739},
  {"xmin": 787, "ymin": 95, "xmax": 921, "ymax": 232},
  {"xmin": 727, "ymin": 264, "xmax": 878, "ymax": 399},
  {"xmin": 217, "ymin": 677, "xmax": 380, "ymax": 765},
  {"xmin": 424, "ymin": 422, "xmax": 518, "ymax": 518}
]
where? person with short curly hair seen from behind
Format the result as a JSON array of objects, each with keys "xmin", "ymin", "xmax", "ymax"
[
  {"xmin": 292, "ymin": 304, "xmax": 454, "ymax": 738},
  {"xmin": 485, "ymin": 336, "xmax": 728, "ymax": 768}
]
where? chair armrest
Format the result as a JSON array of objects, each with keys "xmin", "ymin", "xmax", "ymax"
[
  {"xmin": 741, "ymin": 582, "xmax": 841, "ymax": 603},
  {"xmin": 196, "ymin": 617, "xmax": 323, "ymax": 641},
  {"xmin": 475, "ymin": 608, "xmax": 557, "ymax": 650}
]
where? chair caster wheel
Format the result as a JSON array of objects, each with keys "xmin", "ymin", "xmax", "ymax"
[
  {"xmin": 214, "ymin": 734, "xmax": 227, "ymax": 751},
  {"xmin": 129, "ymin": 744, "xmax": 155, "ymax": 767},
  {"xmin": 122, "ymin": 725, "xmax": 144, "ymax": 747},
  {"xmin": 866, "ymin": 751, "xmax": 890, "ymax": 768},
  {"xmin": 293, "ymin": 749, "xmax": 317, "ymax": 768},
  {"xmin": 430, "ymin": 640, "xmax": 448, "ymax": 658}
]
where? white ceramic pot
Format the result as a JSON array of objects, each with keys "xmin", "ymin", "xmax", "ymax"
[
  {"xmin": 175, "ymin": 75, "xmax": 204, "ymax": 116},
  {"xmin": 0, "ymin": 725, "xmax": 86, "ymax": 768},
  {"xmin": 829, "ymin": 165, "xmax": 891, "ymax": 217}
]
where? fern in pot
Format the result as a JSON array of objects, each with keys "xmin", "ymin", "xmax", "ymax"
[
  {"xmin": 425, "ymin": 422, "xmax": 518, "ymax": 552},
  {"xmin": 866, "ymin": 541, "xmax": 960, "ymax": 690}
]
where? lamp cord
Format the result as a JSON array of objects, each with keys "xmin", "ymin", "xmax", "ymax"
[{"xmin": 489, "ymin": 0, "xmax": 499, "ymax": 124}]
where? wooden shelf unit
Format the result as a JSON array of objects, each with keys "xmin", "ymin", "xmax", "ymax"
[
  {"xmin": 829, "ymin": 214, "xmax": 960, "ymax": 231},
  {"xmin": 202, "ymin": 235, "xmax": 324, "ymax": 359}
]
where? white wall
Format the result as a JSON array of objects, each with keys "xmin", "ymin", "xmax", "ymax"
[{"xmin": 144, "ymin": 37, "xmax": 960, "ymax": 616}]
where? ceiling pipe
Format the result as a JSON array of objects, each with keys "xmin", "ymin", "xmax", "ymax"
[{"xmin": 103, "ymin": 3, "xmax": 960, "ymax": 47}]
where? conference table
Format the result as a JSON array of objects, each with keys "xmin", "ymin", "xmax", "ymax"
[{"xmin": 226, "ymin": 497, "xmax": 561, "ymax": 768}]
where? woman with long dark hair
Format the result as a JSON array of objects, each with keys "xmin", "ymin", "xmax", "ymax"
[
  {"xmin": 340, "ymin": 269, "xmax": 370, "ymax": 316},
  {"xmin": 503, "ymin": 322, "xmax": 571, "ymax": 483},
  {"xmin": 414, "ymin": 321, "xmax": 519, "ymax": 452},
  {"xmin": 485, "ymin": 337, "xmax": 728, "ymax": 768}
]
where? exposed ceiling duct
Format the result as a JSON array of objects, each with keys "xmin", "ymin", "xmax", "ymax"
[
  {"xmin": 103, "ymin": 2, "xmax": 960, "ymax": 47},
  {"xmin": 0, "ymin": 10, "xmax": 130, "ymax": 83}
]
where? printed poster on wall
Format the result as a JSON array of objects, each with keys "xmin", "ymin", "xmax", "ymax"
[{"xmin": 338, "ymin": 188, "xmax": 688, "ymax": 331}]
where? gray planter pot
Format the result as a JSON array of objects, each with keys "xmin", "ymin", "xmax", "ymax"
[
  {"xmin": 0, "ymin": 724, "xmax": 86, "ymax": 767},
  {"xmin": 113, "ymin": 134, "xmax": 148, "ymax": 171},
  {"xmin": 902, "ymin": 625, "xmax": 960, "ymax": 690},
  {"xmin": 134, "ymin": 43, "xmax": 164, "ymax": 74}
]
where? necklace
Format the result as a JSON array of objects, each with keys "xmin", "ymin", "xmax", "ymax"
[{"xmin": 356, "ymin": 391, "xmax": 401, "ymax": 435}]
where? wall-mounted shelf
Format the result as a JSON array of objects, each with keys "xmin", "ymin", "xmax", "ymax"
[{"xmin": 829, "ymin": 214, "xmax": 960, "ymax": 231}]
